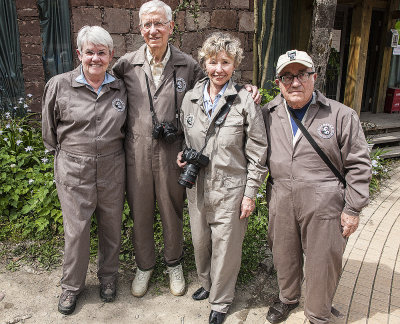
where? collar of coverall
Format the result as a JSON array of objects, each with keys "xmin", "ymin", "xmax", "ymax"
[
  {"xmin": 70, "ymin": 65, "xmax": 123, "ymax": 90},
  {"xmin": 267, "ymin": 89, "xmax": 330, "ymax": 112},
  {"xmin": 189, "ymin": 77, "xmax": 239, "ymax": 104}
]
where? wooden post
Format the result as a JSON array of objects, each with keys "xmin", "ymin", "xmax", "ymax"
[
  {"xmin": 374, "ymin": 0, "xmax": 400, "ymax": 113},
  {"xmin": 343, "ymin": 0, "xmax": 372, "ymax": 115}
]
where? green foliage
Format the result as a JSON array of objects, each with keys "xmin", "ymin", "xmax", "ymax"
[
  {"xmin": 0, "ymin": 98, "xmax": 62, "ymax": 240},
  {"xmin": 369, "ymin": 148, "xmax": 390, "ymax": 195},
  {"xmin": 260, "ymin": 81, "xmax": 280, "ymax": 106},
  {"xmin": 170, "ymin": 0, "xmax": 201, "ymax": 43}
]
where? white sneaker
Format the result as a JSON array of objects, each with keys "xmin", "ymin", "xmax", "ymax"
[
  {"xmin": 167, "ymin": 264, "xmax": 185, "ymax": 296},
  {"xmin": 131, "ymin": 268, "xmax": 153, "ymax": 297}
]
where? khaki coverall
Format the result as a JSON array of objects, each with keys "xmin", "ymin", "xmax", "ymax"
[
  {"xmin": 112, "ymin": 44, "xmax": 204, "ymax": 270},
  {"xmin": 181, "ymin": 79, "xmax": 268, "ymax": 313},
  {"xmin": 42, "ymin": 66, "xmax": 127, "ymax": 295},
  {"xmin": 262, "ymin": 91, "xmax": 371, "ymax": 323}
]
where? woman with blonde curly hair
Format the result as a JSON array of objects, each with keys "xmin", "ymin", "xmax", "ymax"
[{"xmin": 177, "ymin": 32, "xmax": 268, "ymax": 324}]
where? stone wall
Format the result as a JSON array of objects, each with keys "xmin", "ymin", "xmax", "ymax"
[{"xmin": 15, "ymin": 0, "xmax": 254, "ymax": 112}]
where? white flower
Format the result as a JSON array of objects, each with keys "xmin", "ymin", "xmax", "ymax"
[
  {"xmin": 53, "ymin": 179, "xmax": 56, "ymax": 183},
  {"xmin": 28, "ymin": 179, "xmax": 34, "ymax": 184},
  {"xmin": 372, "ymin": 170, "xmax": 378, "ymax": 175},
  {"xmin": 0, "ymin": 130, "xmax": 3, "ymax": 135},
  {"xmin": 24, "ymin": 104, "xmax": 28, "ymax": 108},
  {"xmin": 13, "ymin": 106, "xmax": 18, "ymax": 110},
  {"xmin": 16, "ymin": 140, "xmax": 23, "ymax": 146},
  {"xmin": 25, "ymin": 146, "xmax": 33, "ymax": 152},
  {"xmin": 10, "ymin": 164, "xmax": 16, "ymax": 168},
  {"xmin": 27, "ymin": 93, "xmax": 33, "ymax": 98},
  {"xmin": 371, "ymin": 160, "xmax": 378, "ymax": 168},
  {"xmin": 18, "ymin": 97, "xmax": 23, "ymax": 102},
  {"xmin": 4, "ymin": 138, "xmax": 8, "ymax": 141},
  {"xmin": 5, "ymin": 124, "xmax": 10, "ymax": 129},
  {"xmin": 18, "ymin": 128, "xmax": 23, "ymax": 133},
  {"xmin": 256, "ymin": 193, "xmax": 264, "ymax": 198},
  {"xmin": 41, "ymin": 157, "xmax": 49, "ymax": 163},
  {"xmin": 44, "ymin": 149, "xmax": 50, "ymax": 154},
  {"xmin": 5, "ymin": 112, "xmax": 11, "ymax": 119},
  {"xmin": 27, "ymin": 109, "xmax": 32, "ymax": 112}
]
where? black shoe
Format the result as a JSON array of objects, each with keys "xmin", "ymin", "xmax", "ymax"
[
  {"xmin": 266, "ymin": 300, "xmax": 299, "ymax": 323},
  {"xmin": 209, "ymin": 310, "xmax": 226, "ymax": 324},
  {"xmin": 100, "ymin": 281, "xmax": 116, "ymax": 302},
  {"xmin": 192, "ymin": 287, "xmax": 210, "ymax": 301},
  {"xmin": 58, "ymin": 291, "xmax": 77, "ymax": 315}
]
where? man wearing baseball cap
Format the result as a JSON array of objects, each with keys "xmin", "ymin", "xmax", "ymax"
[{"xmin": 261, "ymin": 50, "xmax": 371, "ymax": 323}]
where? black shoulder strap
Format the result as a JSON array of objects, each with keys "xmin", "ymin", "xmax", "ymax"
[{"xmin": 288, "ymin": 108, "xmax": 346, "ymax": 187}]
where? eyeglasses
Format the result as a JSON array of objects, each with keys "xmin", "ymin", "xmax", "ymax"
[
  {"xmin": 141, "ymin": 21, "xmax": 170, "ymax": 31},
  {"xmin": 277, "ymin": 71, "xmax": 315, "ymax": 85},
  {"xmin": 82, "ymin": 50, "xmax": 109, "ymax": 58}
]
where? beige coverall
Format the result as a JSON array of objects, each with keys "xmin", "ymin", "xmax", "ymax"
[
  {"xmin": 262, "ymin": 91, "xmax": 371, "ymax": 323},
  {"xmin": 112, "ymin": 44, "xmax": 204, "ymax": 270},
  {"xmin": 181, "ymin": 79, "xmax": 268, "ymax": 313},
  {"xmin": 42, "ymin": 66, "xmax": 127, "ymax": 294}
]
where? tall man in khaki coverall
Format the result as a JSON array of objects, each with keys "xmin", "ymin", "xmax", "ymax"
[{"xmin": 262, "ymin": 50, "xmax": 371, "ymax": 324}]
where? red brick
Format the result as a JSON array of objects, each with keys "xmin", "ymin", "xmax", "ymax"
[
  {"xmin": 126, "ymin": 34, "xmax": 145, "ymax": 52},
  {"xmin": 132, "ymin": 10, "xmax": 141, "ymax": 31},
  {"xmin": 21, "ymin": 54, "xmax": 42, "ymax": 66},
  {"xmin": 239, "ymin": 11, "xmax": 254, "ymax": 32},
  {"xmin": 163, "ymin": 0, "xmax": 180, "ymax": 10},
  {"xmin": 241, "ymin": 70, "xmax": 254, "ymax": 83},
  {"xmin": 70, "ymin": 0, "xmax": 87, "ymax": 6},
  {"xmin": 186, "ymin": 11, "xmax": 210, "ymax": 31},
  {"xmin": 88, "ymin": 0, "xmax": 114, "ymax": 6},
  {"xmin": 111, "ymin": 34, "xmax": 126, "ymax": 58},
  {"xmin": 18, "ymin": 20, "xmax": 41, "ymax": 36},
  {"xmin": 210, "ymin": 10, "xmax": 237, "ymax": 30},
  {"xmin": 23, "ymin": 65, "xmax": 45, "ymax": 81},
  {"xmin": 71, "ymin": 8, "xmax": 102, "ymax": 32},
  {"xmin": 203, "ymin": 0, "xmax": 230, "ymax": 9},
  {"xmin": 175, "ymin": 11, "xmax": 185, "ymax": 32},
  {"xmin": 20, "ymin": 35, "xmax": 42, "ymax": 45},
  {"xmin": 15, "ymin": 0, "xmax": 37, "ymax": 10},
  {"xmin": 17, "ymin": 8, "xmax": 38, "ymax": 17},
  {"xmin": 240, "ymin": 51, "xmax": 253, "ymax": 71},
  {"xmin": 180, "ymin": 32, "xmax": 204, "ymax": 56},
  {"xmin": 104, "ymin": 8, "xmax": 131, "ymax": 33},
  {"xmin": 20, "ymin": 43, "xmax": 42, "ymax": 56},
  {"xmin": 231, "ymin": 0, "xmax": 250, "ymax": 9}
]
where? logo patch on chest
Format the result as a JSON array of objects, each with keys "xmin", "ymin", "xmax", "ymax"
[
  {"xmin": 186, "ymin": 114, "xmax": 195, "ymax": 128},
  {"xmin": 317, "ymin": 123, "xmax": 335, "ymax": 139},
  {"xmin": 112, "ymin": 98, "xmax": 126, "ymax": 112},
  {"xmin": 176, "ymin": 77, "xmax": 187, "ymax": 93}
]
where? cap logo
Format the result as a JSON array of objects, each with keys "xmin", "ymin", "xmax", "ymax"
[{"xmin": 288, "ymin": 50, "xmax": 297, "ymax": 61}]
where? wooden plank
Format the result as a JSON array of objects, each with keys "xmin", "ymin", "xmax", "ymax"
[
  {"xmin": 369, "ymin": 131, "xmax": 400, "ymax": 144},
  {"xmin": 343, "ymin": 1, "xmax": 372, "ymax": 115},
  {"xmin": 374, "ymin": 0, "xmax": 400, "ymax": 113},
  {"xmin": 374, "ymin": 145, "xmax": 400, "ymax": 159}
]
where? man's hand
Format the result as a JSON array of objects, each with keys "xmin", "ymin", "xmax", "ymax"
[
  {"xmin": 240, "ymin": 196, "xmax": 255, "ymax": 219},
  {"xmin": 176, "ymin": 151, "xmax": 187, "ymax": 168},
  {"xmin": 244, "ymin": 84, "xmax": 261, "ymax": 105},
  {"xmin": 341, "ymin": 212, "xmax": 359, "ymax": 238}
]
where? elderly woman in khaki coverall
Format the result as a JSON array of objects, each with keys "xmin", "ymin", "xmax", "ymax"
[
  {"xmin": 42, "ymin": 26, "xmax": 127, "ymax": 315},
  {"xmin": 177, "ymin": 33, "xmax": 268, "ymax": 324}
]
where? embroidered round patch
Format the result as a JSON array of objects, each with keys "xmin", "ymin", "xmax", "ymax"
[
  {"xmin": 112, "ymin": 98, "xmax": 126, "ymax": 112},
  {"xmin": 186, "ymin": 114, "xmax": 194, "ymax": 128},
  {"xmin": 176, "ymin": 77, "xmax": 187, "ymax": 93},
  {"xmin": 317, "ymin": 123, "xmax": 335, "ymax": 139}
]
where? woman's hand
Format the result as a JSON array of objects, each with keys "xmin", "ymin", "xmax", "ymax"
[
  {"xmin": 176, "ymin": 151, "xmax": 187, "ymax": 168},
  {"xmin": 240, "ymin": 196, "xmax": 255, "ymax": 219}
]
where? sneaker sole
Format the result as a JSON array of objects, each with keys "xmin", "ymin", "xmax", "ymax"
[{"xmin": 58, "ymin": 303, "xmax": 76, "ymax": 315}]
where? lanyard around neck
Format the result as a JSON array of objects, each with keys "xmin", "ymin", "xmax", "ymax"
[{"xmin": 145, "ymin": 70, "xmax": 179, "ymax": 127}]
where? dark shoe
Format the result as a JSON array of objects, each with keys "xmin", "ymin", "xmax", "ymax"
[
  {"xmin": 58, "ymin": 291, "xmax": 77, "ymax": 315},
  {"xmin": 100, "ymin": 281, "xmax": 116, "ymax": 302},
  {"xmin": 192, "ymin": 287, "xmax": 210, "ymax": 301},
  {"xmin": 209, "ymin": 310, "xmax": 226, "ymax": 324},
  {"xmin": 266, "ymin": 300, "xmax": 299, "ymax": 323}
]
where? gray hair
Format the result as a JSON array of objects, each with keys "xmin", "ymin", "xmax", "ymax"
[
  {"xmin": 76, "ymin": 26, "xmax": 114, "ymax": 53},
  {"xmin": 139, "ymin": 0, "xmax": 172, "ymax": 25},
  {"xmin": 198, "ymin": 32, "xmax": 244, "ymax": 69}
]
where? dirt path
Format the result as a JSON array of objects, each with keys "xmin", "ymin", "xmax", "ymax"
[{"xmin": 0, "ymin": 260, "xmax": 278, "ymax": 324}]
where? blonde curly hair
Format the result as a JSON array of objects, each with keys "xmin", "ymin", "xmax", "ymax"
[{"xmin": 198, "ymin": 32, "xmax": 244, "ymax": 69}]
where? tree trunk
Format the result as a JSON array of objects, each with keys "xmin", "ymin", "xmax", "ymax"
[{"xmin": 307, "ymin": 0, "xmax": 337, "ymax": 93}]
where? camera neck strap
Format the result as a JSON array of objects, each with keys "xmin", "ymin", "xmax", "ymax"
[
  {"xmin": 198, "ymin": 84, "xmax": 243, "ymax": 154},
  {"xmin": 145, "ymin": 70, "xmax": 179, "ymax": 127},
  {"xmin": 287, "ymin": 107, "xmax": 346, "ymax": 187}
]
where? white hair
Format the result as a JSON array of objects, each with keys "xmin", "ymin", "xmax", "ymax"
[
  {"xmin": 76, "ymin": 26, "xmax": 113, "ymax": 53},
  {"xmin": 139, "ymin": 0, "xmax": 172, "ymax": 24}
]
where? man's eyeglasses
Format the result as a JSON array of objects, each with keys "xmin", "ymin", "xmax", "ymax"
[
  {"xmin": 277, "ymin": 72, "xmax": 315, "ymax": 85},
  {"xmin": 141, "ymin": 21, "xmax": 170, "ymax": 31}
]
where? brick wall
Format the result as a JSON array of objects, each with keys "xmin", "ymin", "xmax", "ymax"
[{"xmin": 16, "ymin": 0, "xmax": 254, "ymax": 112}]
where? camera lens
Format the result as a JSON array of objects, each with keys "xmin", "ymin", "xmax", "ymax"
[{"xmin": 178, "ymin": 163, "xmax": 200, "ymax": 188}]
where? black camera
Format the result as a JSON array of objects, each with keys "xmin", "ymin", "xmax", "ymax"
[
  {"xmin": 152, "ymin": 122, "xmax": 178, "ymax": 144},
  {"xmin": 178, "ymin": 148, "xmax": 209, "ymax": 189}
]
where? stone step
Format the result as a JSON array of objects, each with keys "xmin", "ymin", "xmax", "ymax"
[
  {"xmin": 368, "ymin": 131, "xmax": 400, "ymax": 145},
  {"xmin": 372, "ymin": 145, "xmax": 400, "ymax": 159}
]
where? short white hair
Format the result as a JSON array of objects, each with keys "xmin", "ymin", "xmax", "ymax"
[
  {"xmin": 139, "ymin": 0, "xmax": 172, "ymax": 24},
  {"xmin": 76, "ymin": 26, "xmax": 113, "ymax": 53}
]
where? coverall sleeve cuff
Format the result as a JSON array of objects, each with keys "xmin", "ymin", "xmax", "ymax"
[
  {"xmin": 343, "ymin": 205, "xmax": 360, "ymax": 217},
  {"xmin": 244, "ymin": 187, "xmax": 258, "ymax": 200}
]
